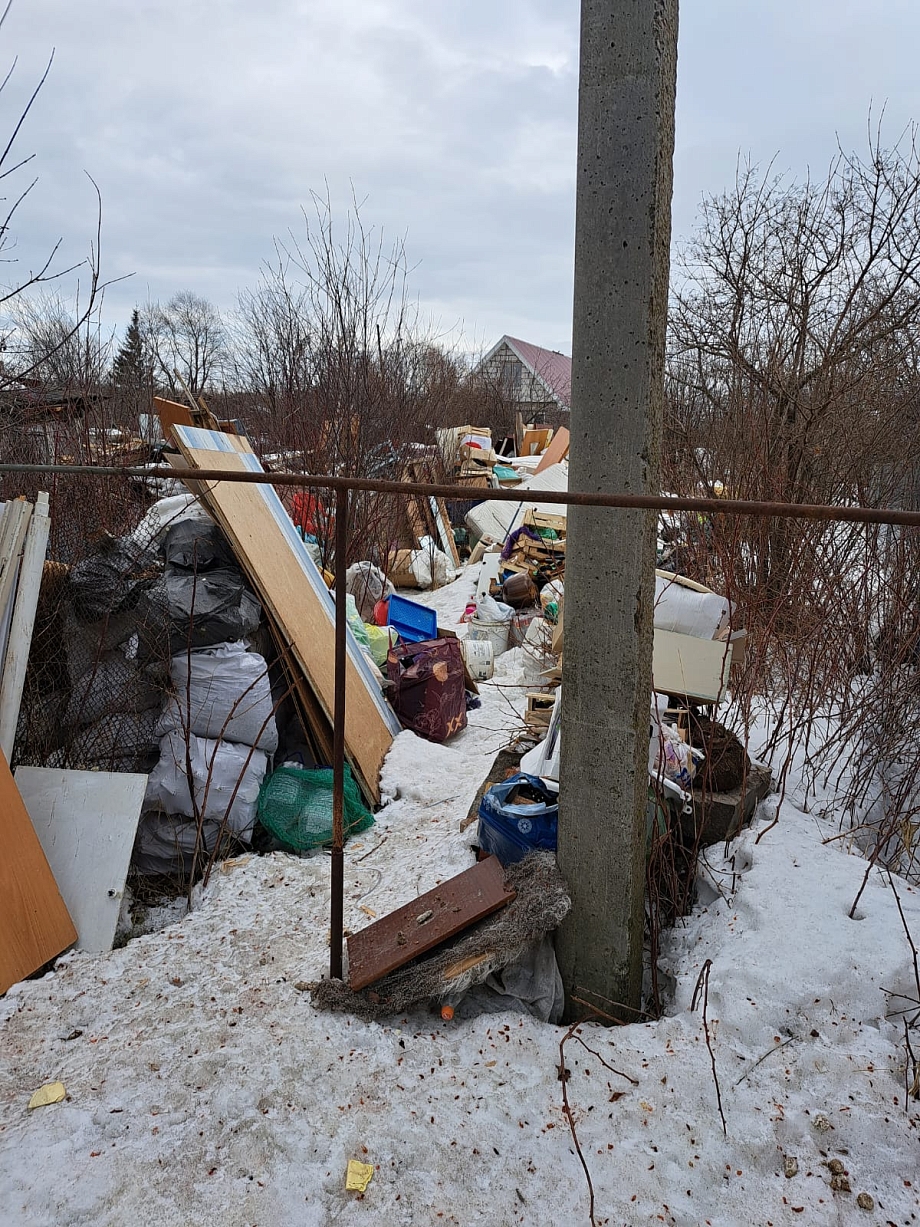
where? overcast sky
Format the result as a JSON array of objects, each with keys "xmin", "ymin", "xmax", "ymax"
[{"xmin": 5, "ymin": 0, "xmax": 920, "ymax": 355}]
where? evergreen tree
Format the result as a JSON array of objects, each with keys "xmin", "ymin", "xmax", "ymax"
[{"xmin": 112, "ymin": 308, "xmax": 146, "ymax": 387}]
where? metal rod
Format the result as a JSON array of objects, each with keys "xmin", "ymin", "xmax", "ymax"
[
  {"xmin": 329, "ymin": 485, "xmax": 348, "ymax": 982},
  {"xmin": 2, "ymin": 460, "xmax": 920, "ymax": 527}
]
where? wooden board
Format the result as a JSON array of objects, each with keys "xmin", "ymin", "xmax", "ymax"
[
  {"xmin": 520, "ymin": 427, "xmax": 552, "ymax": 456},
  {"xmin": 346, "ymin": 855, "xmax": 516, "ymax": 990},
  {"xmin": 534, "ymin": 426, "xmax": 570, "ymax": 473},
  {"xmin": 0, "ymin": 749, "xmax": 76, "ymax": 993},
  {"xmin": 172, "ymin": 427, "xmax": 400, "ymax": 804},
  {"xmin": 15, "ymin": 768, "xmax": 147, "ymax": 954},
  {"xmin": 155, "ymin": 396, "xmax": 239, "ymax": 442}
]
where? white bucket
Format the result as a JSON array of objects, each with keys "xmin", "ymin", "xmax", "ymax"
[
  {"xmin": 460, "ymin": 637, "xmax": 495, "ymax": 681},
  {"xmin": 467, "ymin": 616, "xmax": 511, "ymax": 657}
]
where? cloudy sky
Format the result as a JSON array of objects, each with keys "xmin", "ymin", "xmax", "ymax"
[{"xmin": 5, "ymin": 0, "xmax": 920, "ymax": 355}]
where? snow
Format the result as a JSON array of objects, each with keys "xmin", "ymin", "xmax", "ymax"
[{"xmin": 2, "ymin": 570, "xmax": 920, "ymax": 1226}]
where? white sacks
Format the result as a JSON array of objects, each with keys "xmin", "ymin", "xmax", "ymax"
[
  {"xmin": 157, "ymin": 642, "xmax": 279, "ymax": 752},
  {"xmin": 144, "ymin": 729, "xmax": 267, "ymax": 839}
]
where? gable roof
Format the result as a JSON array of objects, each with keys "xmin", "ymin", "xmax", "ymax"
[{"xmin": 479, "ymin": 335, "xmax": 572, "ymax": 410}]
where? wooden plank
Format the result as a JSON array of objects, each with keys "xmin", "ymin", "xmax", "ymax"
[
  {"xmin": 14, "ymin": 768, "xmax": 147, "ymax": 954},
  {"xmin": 346, "ymin": 855, "xmax": 516, "ymax": 990},
  {"xmin": 534, "ymin": 426, "xmax": 570, "ymax": 473},
  {"xmin": 172, "ymin": 428, "xmax": 399, "ymax": 804},
  {"xmin": 155, "ymin": 396, "xmax": 239, "ymax": 442},
  {"xmin": 0, "ymin": 493, "xmax": 50, "ymax": 759},
  {"xmin": 429, "ymin": 496, "xmax": 461, "ymax": 568},
  {"xmin": 0, "ymin": 749, "xmax": 76, "ymax": 993}
]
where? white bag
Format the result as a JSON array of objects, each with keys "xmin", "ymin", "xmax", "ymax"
[
  {"xmin": 145, "ymin": 729, "xmax": 268, "ymax": 838},
  {"xmin": 158, "ymin": 642, "xmax": 278, "ymax": 751}
]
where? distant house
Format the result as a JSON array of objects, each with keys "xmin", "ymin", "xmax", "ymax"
[{"xmin": 475, "ymin": 335, "xmax": 571, "ymax": 424}]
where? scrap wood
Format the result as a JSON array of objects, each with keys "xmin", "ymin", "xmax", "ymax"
[
  {"xmin": 345, "ymin": 855, "xmax": 515, "ymax": 991},
  {"xmin": 0, "ymin": 748, "xmax": 76, "ymax": 995},
  {"xmin": 171, "ymin": 426, "xmax": 398, "ymax": 805},
  {"xmin": 534, "ymin": 425, "xmax": 570, "ymax": 473},
  {"xmin": 311, "ymin": 853, "xmax": 569, "ymax": 1019}
]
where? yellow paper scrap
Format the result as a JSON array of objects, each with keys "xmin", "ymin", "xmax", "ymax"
[
  {"xmin": 345, "ymin": 1159, "xmax": 374, "ymax": 1193},
  {"xmin": 28, "ymin": 1081, "xmax": 66, "ymax": 1109}
]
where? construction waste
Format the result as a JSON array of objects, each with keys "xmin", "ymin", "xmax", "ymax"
[{"xmin": 0, "ymin": 404, "xmax": 769, "ymax": 1018}]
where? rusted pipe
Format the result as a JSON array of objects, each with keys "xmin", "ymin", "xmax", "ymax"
[
  {"xmin": 3, "ymin": 460, "xmax": 920, "ymax": 527},
  {"xmin": 329, "ymin": 486, "xmax": 348, "ymax": 981}
]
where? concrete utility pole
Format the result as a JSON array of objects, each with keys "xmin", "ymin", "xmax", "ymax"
[{"xmin": 556, "ymin": 0, "xmax": 679, "ymax": 1019}]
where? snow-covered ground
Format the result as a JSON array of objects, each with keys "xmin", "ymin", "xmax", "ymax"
[{"xmin": 2, "ymin": 571, "xmax": 919, "ymax": 1226}]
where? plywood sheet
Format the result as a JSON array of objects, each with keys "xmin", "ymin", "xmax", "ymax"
[
  {"xmin": 0, "ymin": 750, "xmax": 76, "ymax": 993},
  {"xmin": 534, "ymin": 426, "xmax": 570, "ymax": 473},
  {"xmin": 346, "ymin": 855, "xmax": 516, "ymax": 991},
  {"xmin": 172, "ymin": 427, "xmax": 400, "ymax": 803},
  {"xmin": 15, "ymin": 768, "xmax": 147, "ymax": 954}
]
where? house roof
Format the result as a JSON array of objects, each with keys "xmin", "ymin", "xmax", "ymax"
[{"xmin": 480, "ymin": 335, "xmax": 572, "ymax": 410}]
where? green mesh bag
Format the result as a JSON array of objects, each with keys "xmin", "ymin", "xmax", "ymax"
[{"xmin": 256, "ymin": 765, "xmax": 374, "ymax": 852}]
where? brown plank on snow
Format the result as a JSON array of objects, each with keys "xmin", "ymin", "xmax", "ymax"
[
  {"xmin": 346, "ymin": 855, "xmax": 515, "ymax": 991},
  {"xmin": 0, "ymin": 748, "xmax": 76, "ymax": 994}
]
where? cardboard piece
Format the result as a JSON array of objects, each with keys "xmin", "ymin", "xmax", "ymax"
[
  {"xmin": 0, "ymin": 749, "xmax": 76, "ymax": 994},
  {"xmin": 15, "ymin": 767, "xmax": 148, "ymax": 954},
  {"xmin": 652, "ymin": 629, "xmax": 733, "ymax": 704}
]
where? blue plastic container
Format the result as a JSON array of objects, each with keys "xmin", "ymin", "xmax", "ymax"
[
  {"xmin": 477, "ymin": 772, "xmax": 558, "ymax": 865},
  {"xmin": 388, "ymin": 593, "xmax": 438, "ymax": 644}
]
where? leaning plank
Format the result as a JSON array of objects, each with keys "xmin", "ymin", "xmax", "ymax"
[
  {"xmin": 534, "ymin": 425, "xmax": 570, "ymax": 474},
  {"xmin": 0, "ymin": 493, "xmax": 50, "ymax": 759},
  {"xmin": 15, "ymin": 767, "xmax": 147, "ymax": 954},
  {"xmin": 0, "ymin": 749, "xmax": 76, "ymax": 993},
  {"xmin": 171, "ymin": 427, "xmax": 399, "ymax": 803},
  {"xmin": 346, "ymin": 856, "xmax": 516, "ymax": 991}
]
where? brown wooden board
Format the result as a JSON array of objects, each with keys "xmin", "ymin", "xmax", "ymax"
[
  {"xmin": 534, "ymin": 425, "xmax": 570, "ymax": 473},
  {"xmin": 0, "ymin": 748, "xmax": 76, "ymax": 993},
  {"xmin": 346, "ymin": 855, "xmax": 516, "ymax": 990}
]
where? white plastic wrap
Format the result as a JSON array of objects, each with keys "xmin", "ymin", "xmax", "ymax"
[
  {"xmin": 409, "ymin": 539, "xmax": 451, "ymax": 589},
  {"xmin": 144, "ymin": 729, "xmax": 268, "ymax": 838},
  {"xmin": 157, "ymin": 642, "xmax": 278, "ymax": 751},
  {"xmin": 653, "ymin": 575, "xmax": 730, "ymax": 639}
]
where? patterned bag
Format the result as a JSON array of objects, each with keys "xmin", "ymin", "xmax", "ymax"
[{"xmin": 386, "ymin": 637, "xmax": 467, "ymax": 743}]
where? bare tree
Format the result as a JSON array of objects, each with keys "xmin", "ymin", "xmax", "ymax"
[{"xmin": 142, "ymin": 291, "xmax": 227, "ymax": 396}]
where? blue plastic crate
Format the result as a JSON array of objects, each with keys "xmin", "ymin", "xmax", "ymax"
[{"xmin": 388, "ymin": 593, "xmax": 438, "ymax": 644}]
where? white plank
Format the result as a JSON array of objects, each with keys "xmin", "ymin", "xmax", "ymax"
[
  {"xmin": 0, "ymin": 493, "xmax": 50, "ymax": 759},
  {"xmin": 14, "ymin": 768, "xmax": 148, "ymax": 954}
]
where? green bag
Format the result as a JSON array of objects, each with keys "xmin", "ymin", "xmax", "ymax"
[{"xmin": 257, "ymin": 764, "xmax": 374, "ymax": 852}]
